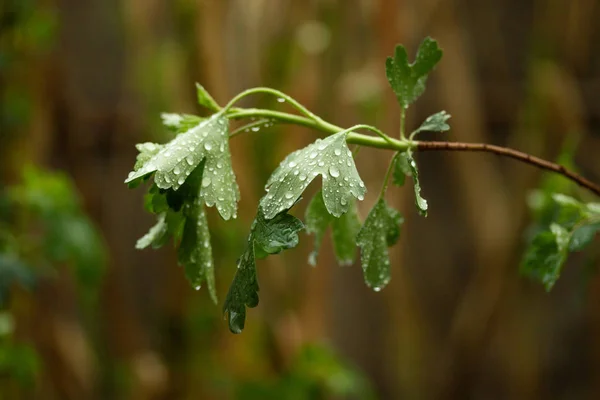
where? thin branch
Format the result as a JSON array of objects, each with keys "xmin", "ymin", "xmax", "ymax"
[{"xmin": 416, "ymin": 141, "xmax": 600, "ymax": 197}]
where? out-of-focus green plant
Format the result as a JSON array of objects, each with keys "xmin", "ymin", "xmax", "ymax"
[
  {"xmin": 124, "ymin": 37, "xmax": 600, "ymax": 333},
  {"xmin": 0, "ymin": 166, "xmax": 106, "ymax": 390},
  {"xmin": 233, "ymin": 343, "xmax": 375, "ymax": 400}
]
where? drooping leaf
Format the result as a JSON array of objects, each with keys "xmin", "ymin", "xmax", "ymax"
[
  {"xmin": 260, "ymin": 130, "xmax": 366, "ymax": 219},
  {"xmin": 305, "ymin": 190, "xmax": 360, "ymax": 266},
  {"xmin": 125, "ymin": 113, "xmax": 240, "ymax": 220},
  {"xmin": 160, "ymin": 113, "xmax": 205, "ymax": 133},
  {"xmin": 196, "ymin": 83, "xmax": 221, "ymax": 112},
  {"xmin": 403, "ymin": 152, "xmax": 428, "ymax": 216},
  {"xmin": 392, "ymin": 153, "xmax": 411, "ymax": 187},
  {"xmin": 356, "ymin": 199, "xmax": 403, "ymax": 291},
  {"xmin": 178, "ymin": 202, "xmax": 217, "ymax": 303},
  {"xmin": 521, "ymin": 223, "xmax": 570, "ymax": 291},
  {"xmin": 223, "ymin": 209, "xmax": 304, "ymax": 333},
  {"xmin": 411, "ymin": 111, "xmax": 451, "ymax": 136},
  {"xmin": 135, "ymin": 213, "xmax": 168, "ymax": 249},
  {"xmin": 385, "ymin": 37, "xmax": 443, "ymax": 108}
]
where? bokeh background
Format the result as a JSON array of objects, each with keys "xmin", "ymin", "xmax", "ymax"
[{"xmin": 2, "ymin": 0, "xmax": 600, "ymax": 399}]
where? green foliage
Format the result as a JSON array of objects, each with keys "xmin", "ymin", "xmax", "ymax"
[
  {"xmin": 125, "ymin": 36, "xmax": 600, "ymax": 333},
  {"xmin": 522, "ymin": 193, "xmax": 600, "ymax": 290},
  {"xmin": 234, "ymin": 343, "xmax": 375, "ymax": 399},
  {"xmin": 126, "ymin": 113, "xmax": 240, "ymax": 220},
  {"xmin": 412, "ymin": 110, "xmax": 451, "ymax": 136},
  {"xmin": 356, "ymin": 199, "xmax": 404, "ymax": 291},
  {"xmin": 393, "ymin": 152, "xmax": 428, "ymax": 216},
  {"xmin": 260, "ymin": 130, "xmax": 366, "ymax": 219},
  {"xmin": 3, "ymin": 167, "xmax": 106, "ymax": 293},
  {"xmin": 385, "ymin": 37, "xmax": 442, "ymax": 108},
  {"xmin": 223, "ymin": 209, "xmax": 304, "ymax": 333},
  {"xmin": 195, "ymin": 83, "xmax": 221, "ymax": 112},
  {"xmin": 305, "ymin": 190, "xmax": 361, "ymax": 266}
]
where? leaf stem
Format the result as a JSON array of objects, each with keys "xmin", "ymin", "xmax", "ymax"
[
  {"xmin": 221, "ymin": 87, "xmax": 322, "ymax": 122},
  {"xmin": 379, "ymin": 154, "xmax": 399, "ymax": 199},
  {"xmin": 400, "ymin": 108, "xmax": 406, "ymax": 140},
  {"xmin": 225, "ymin": 105, "xmax": 600, "ymax": 198}
]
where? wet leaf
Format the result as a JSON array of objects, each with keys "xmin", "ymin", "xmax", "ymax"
[
  {"xmin": 521, "ymin": 223, "xmax": 570, "ymax": 291},
  {"xmin": 356, "ymin": 199, "xmax": 403, "ymax": 291},
  {"xmin": 260, "ymin": 130, "xmax": 366, "ymax": 219},
  {"xmin": 305, "ymin": 190, "xmax": 360, "ymax": 266},
  {"xmin": 385, "ymin": 37, "xmax": 442, "ymax": 108},
  {"xmin": 223, "ymin": 209, "xmax": 304, "ymax": 333},
  {"xmin": 160, "ymin": 113, "xmax": 205, "ymax": 133},
  {"xmin": 125, "ymin": 113, "xmax": 240, "ymax": 220},
  {"xmin": 392, "ymin": 153, "xmax": 411, "ymax": 187},
  {"xmin": 406, "ymin": 152, "xmax": 428, "ymax": 216},
  {"xmin": 412, "ymin": 111, "xmax": 451, "ymax": 136}
]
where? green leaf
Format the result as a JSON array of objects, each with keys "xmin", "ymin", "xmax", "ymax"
[
  {"xmin": 392, "ymin": 153, "xmax": 411, "ymax": 187},
  {"xmin": 305, "ymin": 190, "xmax": 361, "ymax": 266},
  {"xmin": 260, "ymin": 130, "xmax": 366, "ymax": 219},
  {"xmin": 134, "ymin": 142, "xmax": 163, "ymax": 171},
  {"xmin": 178, "ymin": 202, "xmax": 217, "ymax": 303},
  {"xmin": 412, "ymin": 111, "xmax": 451, "ymax": 136},
  {"xmin": 125, "ymin": 113, "xmax": 240, "ymax": 220},
  {"xmin": 385, "ymin": 37, "xmax": 442, "ymax": 108},
  {"xmin": 196, "ymin": 83, "xmax": 221, "ymax": 112},
  {"xmin": 223, "ymin": 209, "xmax": 304, "ymax": 333},
  {"xmin": 569, "ymin": 222, "xmax": 600, "ymax": 252},
  {"xmin": 160, "ymin": 113, "xmax": 205, "ymax": 133},
  {"xmin": 407, "ymin": 152, "xmax": 428, "ymax": 216},
  {"xmin": 135, "ymin": 213, "xmax": 168, "ymax": 249},
  {"xmin": 521, "ymin": 223, "xmax": 570, "ymax": 291},
  {"xmin": 356, "ymin": 199, "xmax": 403, "ymax": 291}
]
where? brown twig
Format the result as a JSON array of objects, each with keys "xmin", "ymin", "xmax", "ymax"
[{"xmin": 416, "ymin": 141, "xmax": 600, "ymax": 197}]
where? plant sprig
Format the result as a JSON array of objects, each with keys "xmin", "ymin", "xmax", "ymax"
[{"xmin": 125, "ymin": 37, "xmax": 600, "ymax": 333}]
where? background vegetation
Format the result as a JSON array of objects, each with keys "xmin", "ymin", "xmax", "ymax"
[{"xmin": 1, "ymin": 0, "xmax": 600, "ymax": 398}]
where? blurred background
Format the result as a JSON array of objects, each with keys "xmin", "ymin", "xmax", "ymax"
[{"xmin": 1, "ymin": 0, "xmax": 600, "ymax": 399}]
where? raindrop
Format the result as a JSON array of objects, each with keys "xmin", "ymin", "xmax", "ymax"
[
  {"xmin": 173, "ymin": 167, "xmax": 181, "ymax": 175},
  {"xmin": 194, "ymin": 285, "xmax": 201, "ymax": 291},
  {"xmin": 299, "ymin": 174, "xmax": 307, "ymax": 181},
  {"xmin": 277, "ymin": 97, "xmax": 285, "ymax": 103},
  {"xmin": 373, "ymin": 287, "xmax": 381, "ymax": 292},
  {"xmin": 357, "ymin": 194, "xmax": 364, "ymax": 201},
  {"xmin": 178, "ymin": 176, "xmax": 185, "ymax": 185},
  {"xmin": 202, "ymin": 177, "xmax": 211, "ymax": 187},
  {"xmin": 186, "ymin": 155, "xmax": 195, "ymax": 165},
  {"xmin": 340, "ymin": 198, "xmax": 347, "ymax": 206},
  {"xmin": 288, "ymin": 161, "xmax": 297, "ymax": 168},
  {"xmin": 334, "ymin": 148, "xmax": 342, "ymax": 156},
  {"xmin": 217, "ymin": 162, "xmax": 223, "ymax": 169},
  {"xmin": 318, "ymin": 161, "xmax": 325, "ymax": 167},
  {"xmin": 285, "ymin": 192, "xmax": 293, "ymax": 199},
  {"xmin": 309, "ymin": 152, "xmax": 318, "ymax": 159},
  {"xmin": 251, "ymin": 127, "xmax": 260, "ymax": 132},
  {"xmin": 329, "ymin": 166, "xmax": 340, "ymax": 178},
  {"xmin": 359, "ymin": 181, "xmax": 365, "ymax": 188},
  {"xmin": 204, "ymin": 142, "xmax": 213, "ymax": 151}
]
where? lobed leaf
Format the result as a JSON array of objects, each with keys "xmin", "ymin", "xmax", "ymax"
[
  {"xmin": 223, "ymin": 209, "xmax": 304, "ymax": 333},
  {"xmin": 260, "ymin": 130, "xmax": 366, "ymax": 220},
  {"xmin": 385, "ymin": 37, "xmax": 442, "ymax": 108},
  {"xmin": 305, "ymin": 190, "xmax": 361, "ymax": 266},
  {"xmin": 125, "ymin": 113, "xmax": 240, "ymax": 220},
  {"xmin": 356, "ymin": 198, "xmax": 404, "ymax": 291}
]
